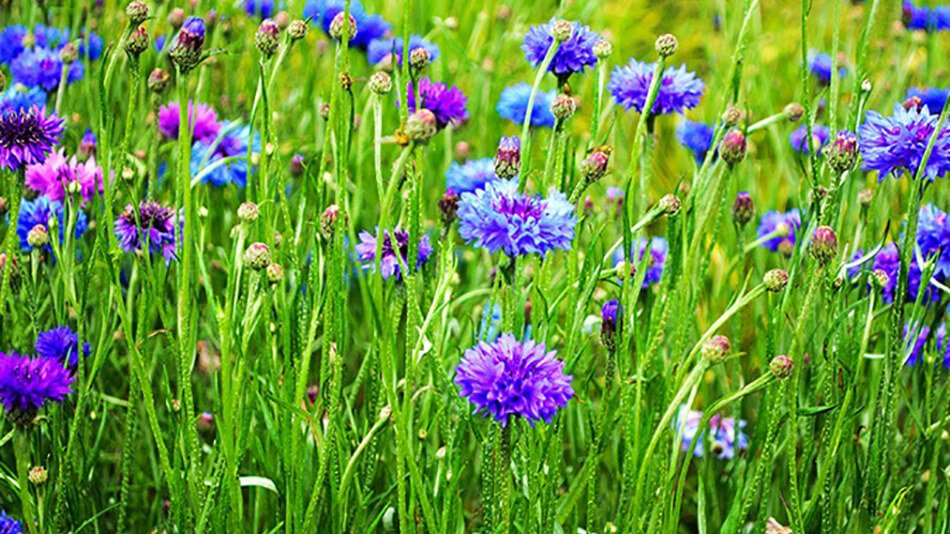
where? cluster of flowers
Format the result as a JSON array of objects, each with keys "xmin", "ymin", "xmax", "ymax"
[
  {"xmin": 0, "ymin": 23, "xmax": 103, "ymax": 92},
  {"xmin": 902, "ymin": 1, "xmax": 950, "ymax": 32}
]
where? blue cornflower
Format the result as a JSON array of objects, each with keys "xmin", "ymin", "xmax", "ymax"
[
  {"xmin": 191, "ymin": 122, "xmax": 260, "ymax": 188},
  {"xmin": 0, "ymin": 25, "xmax": 27, "ymax": 63},
  {"xmin": 902, "ymin": 1, "xmax": 950, "ymax": 31},
  {"xmin": 789, "ymin": 124, "xmax": 831, "ymax": 154},
  {"xmin": 905, "ymin": 87, "xmax": 948, "ymax": 114},
  {"xmin": 455, "ymin": 333, "xmax": 573, "ymax": 427},
  {"xmin": 904, "ymin": 323, "xmax": 949, "ymax": 367},
  {"xmin": 522, "ymin": 18, "xmax": 600, "ymax": 78},
  {"xmin": 917, "ymin": 204, "xmax": 950, "ymax": 280},
  {"xmin": 612, "ymin": 236, "xmax": 668, "ymax": 288},
  {"xmin": 303, "ymin": 0, "xmax": 391, "ymax": 49},
  {"xmin": 859, "ymin": 103, "xmax": 950, "ymax": 180},
  {"xmin": 609, "ymin": 59, "xmax": 704, "ymax": 115},
  {"xmin": 16, "ymin": 195, "xmax": 88, "ymax": 254},
  {"xmin": 675, "ymin": 405, "xmax": 749, "ymax": 460},
  {"xmin": 0, "ymin": 351, "xmax": 74, "ymax": 415},
  {"xmin": 35, "ymin": 326, "xmax": 90, "ymax": 368},
  {"xmin": 0, "ymin": 510, "xmax": 22, "ymax": 533},
  {"xmin": 848, "ymin": 242, "xmax": 936, "ymax": 304},
  {"xmin": 354, "ymin": 227, "xmax": 433, "ymax": 280},
  {"xmin": 445, "ymin": 158, "xmax": 496, "ymax": 195},
  {"xmin": 154, "ymin": 34, "xmax": 167, "ymax": 52},
  {"xmin": 0, "ymin": 84, "xmax": 47, "ymax": 115},
  {"xmin": 496, "ymin": 83, "xmax": 557, "ymax": 128},
  {"xmin": 367, "ymin": 35, "xmax": 439, "ymax": 67},
  {"xmin": 756, "ymin": 209, "xmax": 801, "ymax": 254},
  {"xmin": 677, "ymin": 120, "xmax": 715, "ymax": 163},
  {"xmin": 808, "ymin": 51, "xmax": 846, "ymax": 85},
  {"xmin": 478, "ymin": 302, "xmax": 503, "ymax": 342},
  {"xmin": 244, "ymin": 0, "xmax": 277, "ymax": 18},
  {"xmin": 405, "ymin": 77, "xmax": 468, "ymax": 129},
  {"xmin": 32, "ymin": 23, "xmax": 69, "ymax": 50},
  {"xmin": 10, "ymin": 46, "xmax": 84, "ymax": 91},
  {"xmin": 457, "ymin": 179, "xmax": 576, "ymax": 257}
]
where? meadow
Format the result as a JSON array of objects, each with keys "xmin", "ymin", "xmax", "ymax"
[{"xmin": 0, "ymin": 0, "xmax": 948, "ymax": 532}]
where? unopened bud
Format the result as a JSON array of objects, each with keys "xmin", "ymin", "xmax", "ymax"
[
  {"xmin": 126, "ymin": 1, "xmax": 149, "ymax": 25},
  {"xmin": 732, "ymin": 191, "xmax": 754, "ymax": 226},
  {"xmin": 439, "ymin": 189, "xmax": 460, "ymax": 226},
  {"xmin": 288, "ymin": 19, "xmax": 308, "ymax": 40},
  {"xmin": 580, "ymin": 150, "xmax": 609, "ymax": 183},
  {"xmin": 810, "ymin": 226, "xmax": 837, "ymax": 266},
  {"xmin": 266, "ymin": 263, "xmax": 284, "ymax": 284},
  {"xmin": 720, "ymin": 129, "xmax": 747, "ymax": 165},
  {"xmin": 368, "ymin": 71, "xmax": 392, "ymax": 95},
  {"xmin": 237, "ymin": 202, "xmax": 259, "ymax": 223},
  {"xmin": 329, "ymin": 12, "xmax": 357, "ymax": 42},
  {"xmin": 27, "ymin": 225, "xmax": 49, "ymax": 248},
  {"xmin": 125, "ymin": 25, "xmax": 149, "ymax": 57},
  {"xmin": 702, "ymin": 335, "xmax": 731, "ymax": 363},
  {"xmin": 769, "ymin": 355, "xmax": 793, "ymax": 379},
  {"xmin": 721, "ymin": 106, "xmax": 743, "ymax": 127},
  {"xmin": 551, "ymin": 94, "xmax": 576, "ymax": 120},
  {"xmin": 764, "ymin": 269, "xmax": 789, "ymax": 292},
  {"xmin": 29, "ymin": 466, "xmax": 48, "ymax": 485},
  {"xmin": 550, "ymin": 20, "xmax": 574, "ymax": 42},
  {"xmin": 148, "ymin": 68, "xmax": 171, "ymax": 93},
  {"xmin": 405, "ymin": 109, "xmax": 438, "ymax": 143},
  {"xmin": 658, "ymin": 194, "xmax": 681, "ymax": 216},
  {"xmin": 409, "ymin": 47, "xmax": 430, "ymax": 72},
  {"xmin": 655, "ymin": 33, "xmax": 678, "ymax": 57},
  {"xmin": 60, "ymin": 43, "xmax": 79, "ymax": 64},
  {"xmin": 256, "ymin": 19, "xmax": 281, "ymax": 58},
  {"xmin": 494, "ymin": 136, "xmax": 521, "ymax": 179},
  {"xmin": 784, "ymin": 103, "xmax": 805, "ymax": 122},
  {"xmin": 593, "ymin": 39, "xmax": 612, "ymax": 59},
  {"xmin": 243, "ymin": 242, "xmax": 272, "ymax": 270}
]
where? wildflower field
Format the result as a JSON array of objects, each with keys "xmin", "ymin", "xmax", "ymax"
[{"xmin": 0, "ymin": 0, "xmax": 948, "ymax": 532}]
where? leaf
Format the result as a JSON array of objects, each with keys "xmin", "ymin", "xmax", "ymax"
[
  {"xmin": 239, "ymin": 476, "xmax": 279, "ymax": 494},
  {"xmin": 797, "ymin": 404, "xmax": 839, "ymax": 416}
]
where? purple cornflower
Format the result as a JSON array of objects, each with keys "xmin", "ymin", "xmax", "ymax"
[
  {"xmin": 168, "ymin": 16, "xmax": 206, "ymax": 71},
  {"xmin": 191, "ymin": 123, "xmax": 260, "ymax": 188},
  {"xmin": 677, "ymin": 120, "xmax": 715, "ymax": 163},
  {"xmin": 609, "ymin": 59, "xmax": 704, "ymax": 116},
  {"xmin": 10, "ymin": 46, "xmax": 84, "ymax": 91},
  {"xmin": 902, "ymin": 2, "xmax": 950, "ymax": 32},
  {"xmin": 903, "ymin": 323, "xmax": 949, "ymax": 367},
  {"xmin": 789, "ymin": 124, "xmax": 831, "ymax": 154},
  {"xmin": 17, "ymin": 195, "xmax": 88, "ymax": 254},
  {"xmin": 496, "ymin": 83, "xmax": 557, "ymax": 128},
  {"xmin": 158, "ymin": 101, "xmax": 221, "ymax": 143},
  {"xmin": 35, "ymin": 326, "xmax": 90, "ymax": 368},
  {"xmin": 0, "ymin": 84, "xmax": 47, "ymax": 115},
  {"xmin": 905, "ymin": 87, "xmax": 948, "ymax": 114},
  {"xmin": 244, "ymin": 0, "xmax": 276, "ymax": 18},
  {"xmin": 807, "ymin": 51, "xmax": 846, "ymax": 85},
  {"xmin": 25, "ymin": 148, "xmax": 104, "ymax": 204},
  {"xmin": 601, "ymin": 299, "xmax": 621, "ymax": 351},
  {"xmin": 0, "ymin": 510, "xmax": 22, "ymax": 533},
  {"xmin": 0, "ymin": 106, "xmax": 65, "ymax": 170},
  {"xmin": 859, "ymin": 103, "xmax": 950, "ymax": 180},
  {"xmin": 675, "ymin": 405, "xmax": 749, "ymax": 460},
  {"xmin": 457, "ymin": 179, "xmax": 576, "ymax": 257},
  {"xmin": 455, "ymin": 333, "xmax": 573, "ymax": 427},
  {"xmin": 303, "ymin": 0, "xmax": 391, "ymax": 49},
  {"xmin": 367, "ymin": 35, "xmax": 439, "ymax": 67},
  {"xmin": 114, "ymin": 200, "xmax": 180, "ymax": 261},
  {"xmin": 354, "ymin": 228, "xmax": 433, "ymax": 280},
  {"xmin": 917, "ymin": 203, "xmax": 950, "ymax": 280},
  {"xmin": 405, "ymin": 78, "xmax": 468, "ymax": 129},
  {"xmin": 613, "ymin": 236, "xmax": 668, "ymax": 288},
  {"xmin": 445, "ymin": 158, "xmax": 496, "ymax": 195},
  {"xmin": 756, "ymin": 209, "xmax": 802, "ymax": 254},
  {"xmin": 0, "ymin": 351, "xmax": 74, "ymax": 414},
  {"xmin": 522, "ymin": 18, "xmax": 600, "ymax": 78}
]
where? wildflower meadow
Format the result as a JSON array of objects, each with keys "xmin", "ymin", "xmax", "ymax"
[{"xmin": 0, "ymin": 0, "xmax": 949, "ymax": 532}]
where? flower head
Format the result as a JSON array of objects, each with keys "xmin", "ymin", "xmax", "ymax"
[
  {"xmin": 917, "ymin": 203, "xmax": 950, "ymax": 279},
  {"xmin": 0, "ymin": 106, "xmax": 65, "ymax": 170},
  {"xmin": 354, "ymin": 228, "xmax": 432, "ymax": 280},
  {"xmin": 789, "ymin": 124, "xmax": 831, "ymax": 154},
  {"xmin": 859, "ymin": 103, "xmax": 950, "ymax": 180},
  {"xmin": 902, "ymin": 2, "xmax": 950, "ymax": 32},
  {"xmin": 10, "ymin": 46, "xmax": 84, "ymax": 91},
  {"xmin": 0, "ymin": 84, "xmax": 47, "ymax": 115},
  {"xmin": 445, "ymin": 158, "xmax": 496, "ymax": 195},
  {"xmin": 808, "ymin": 51, "xmax": 845, "ymax": 85},
  {"xmin": 114, "ymin": 200, "xmax": 180, "ymax": 261},
  {"xmin": 244, "ymin": 0, "xmax": 276, "ymax": 18},
  {"xmin": 303, "ymin": 0, "xmax": 390, "ymax": 49},
  {"xmin": 522, "ymin": 18, "xmax": 600, "ymax": 78},
  {"xmin": 0, "ymin": 351, "xmax": 74, "ymax": 414},
  {"xmin": 404, "ymin": 78, "xmax": 468, "ymax": 129},
  {"xmin": 905, "ymin": 87, "xmax": 948, "ymax": 114},
  {"xmin": 35, "ymin": 326, "xmax": 90, "ymax": 368},
  {"xmin": 367, "ymin": 35, "xmax": 439, "ymax": 67},
  {"xmin": 496, "ymin": 83, "xmax": 557, "ymax": 128},
  {"xmin": 613, "ymin": 236, "xmax": 668, "ymax": 288},
  {"xmin": 0, "ymin": 510, "xmax": 22, "ymax": 534},
  {"xmin": 0, "ymin": 25, "xmax": 27, "ymax": 64},
  {"xmin": 756, "ymin": 209, "xmax": 802, "ymax": 254},
  {"xmin": 457, "ymin": 179, "xmax": 576, "ymax": 257},
  {"xmin": 609, "ymin": 59, "xmax": 704, "ymax": 115},
  {"xmin": 455, "ymin": 334, "xmax": 573, "ymax": 426},
  {"xmin": 17, "ymin": 195, "xmax": 88, "ymax": 254},
  {"xmin": 677, "ymin": 120, "xmax": 714, "ymax": 163},
  {"xmin": 191, "ymin": 122, "xmax": 259, "ymax": 188},
  {"xmin": 675, "ymin": 405, "xmax": 749, "ymax": 460},
  {"xmin": 25, "ymin": 148, "xmax": 103, "ymax": 204},
  {"xmin": 158, "ymin": 101, "xmax": 220, "ymax": 143}
]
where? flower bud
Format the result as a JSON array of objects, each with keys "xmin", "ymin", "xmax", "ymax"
[
  {"xmin": 593, "ymin": 39, "xmax": 612, "ymax": 59},
  {"xmin": 861, "ymin": 79, "xmax": 872, "ymax": 94},
  {"xmin": 409, "ymin": 47, "xmax": 430, "ymax": 72},
  {"xmin": 256, "ymin": 19, "xmax": 281, "ymax": 58},
  {"xmin": 732, "ymin": 191, "xmax": 754, "ymax": 227},
  {"xmin": 266, "ymin": 263, "xmax": 284, "ymax": 284},
  {"xmin": 237, "ymin": 202, "xmax": 259, "ymax": 223},
  {"xmin": 170, "ymin": 16, "xmax": 207, "ymax": 73},
  {"xmin": 494, "ymin": 136, "xmax": 521, "ymax": 179},
  {"xmin": 439, "ymin": 189, "xmax": 460, "ymax": 226},
  {"xmin": 29, "ymin": 466, "xmax": 48, "ymax": 485},
  {"xmin": 809, "ymin": 226, "xmax": 837, "ymax": 266},
  {"xmin": 368, "ymin": 71, "xmax": 392, "ymax": 95},
  {"xmin": 784, "ymin": 102, "xmax": 805, "ymax": 122},
  {"xmin": 0, "ymin": 70, "xmax": 5, "ymax": 92},
  {"xmin": 580, "ymin": 150, "xmax": 610, "ymax": 183},
  {"xmin": 147, "ymin": 68, "xmax": 171, "ymax": 94},
  {"xmin": 320, "ymin": 204, "xmax": 345, "ymax": 239},
  {"xmin": 769, "ymin": 355, "xmax": 793, "ymax": 380},
  {"xmin": 764, "ymin": 269, "xmax": 789, "ymax": 292},
  {"xmin": 27, "ymin": 225, "xmax": 49, "ymax": 249},
  {"xmin": 126, "ymin": 1, "xmax": 149, "ymax": 25},
  {"xmin": 721, "ymin": 106, "xmax": 743, "ymax": 127},
  {"xmin": 329, "ymin": 12, "xmax": 357, "ymax": 42},
  {"xmin": 551, "ymin": 94, "xmax": 576, "ymax": 120},
  {"xmin": 168, "ymin": 8, "xmax": 185, "ymax": 30},
  {"xmin": 243, "ymin": 242, "xmax": 272, "ymax": 270},
  {"xmin": 720, "ymin": 129, "xmax": 747, "ymax": 165},
  {"xmin": 197, "ymin": 411, "xmax": 214, "ymax": 432},
  {"xmin": 60, "ymin": 43, "xmax": 79, "ymax": 64},
  {"xmin": 824, "ymin": 130, "xmax": 858, "ymax": 173},
  {"xmin": 290, "ymin": 154, "xmax": 305, "ymax": 178},
  {"xmin": 870, "ymin": 269, "xmax": 889, "ymax": 290},
  {"xmin": 655, "ymin": 33, "xmax": 678, "ymax": 57},
  {"xmin": 601, "ymin": 300, "xmax": 621, "ymax": 352},
  {"xmin": 405, "ymin": 109, "xmax": 437, "ymax": 143},
  {"xmin": 858, "ymin": 188, "xmax": 873, "ymax": 207},
  {"xmin": 288, "ymin": 19, "xmax": 308, "ymax": 40},
  {"xmin": 702, "ymin": 335, "xmax": 731, "ymax": 363},
  {"xmin": 550, "ymin": 20, "xmax": 574, "ymax": 42},
  {"xmin": 125, "ymin": 25, "xmax": 149, "ymax": 57}
]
